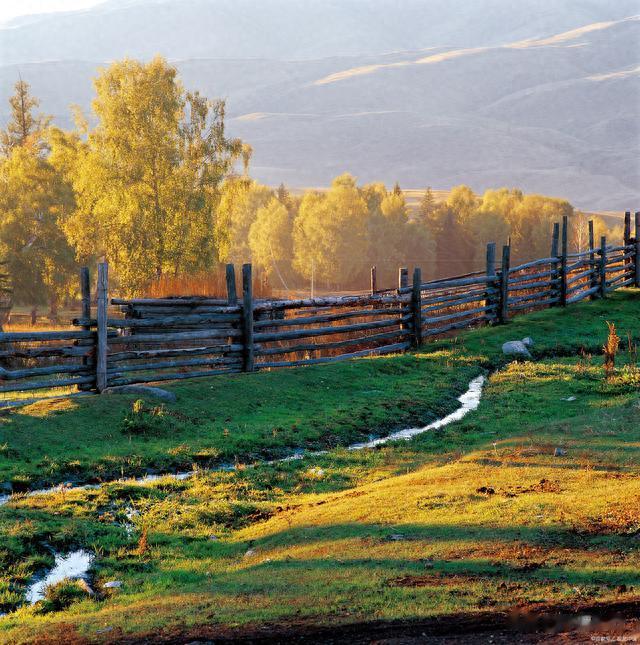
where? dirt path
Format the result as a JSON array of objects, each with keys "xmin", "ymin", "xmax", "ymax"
[{"xmin": 102, "ymin": 600, "xmax": 640, "ymax": 644}]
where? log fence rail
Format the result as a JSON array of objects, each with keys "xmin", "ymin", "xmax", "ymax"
[{"xmin": 0, "ymin": 213, "xmax": 638, "ymax": 395}]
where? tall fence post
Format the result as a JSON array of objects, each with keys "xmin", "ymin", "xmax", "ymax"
[
  {"xmin": 242, "ymin": 263, "xmax": 254, "ymax": 372},
  {"xmin": 370, "ymin": 266, "xmax": 377, "ymax": 296},
  {"xmin": 398, "ymin": 267, "xmax": 408, "ymax": 291},
  {"xmin": 599, "ymin": 236, "xmax": 607, "ymax": 299},
  {"xmin": 79, "ymin": 267, "xmax": 92, "ymax": 391},
  {"xmin": 624, "ymin": 211, "xmax": 632, "ymax": 276},
  {"xmin": 588, "ymin": 220, "xmax": 597, "ymax": 296},
  {"xmin": 226, "ymin": 263, "xmax": 237, "ymax": 305},
  {"xmin": 559, "ymin": 215, "xmax": 568, "ymax": 307},
  {"xmin": 635, "ymin": 212, "xmax": 640, "ymax": 289},
  {"xmin": 96, "ymin": 262, "xmax": 108, "ymax": 393},
  {"xmin": 411, "ymin": 267, "xmax": 422, "ymax": 347},
  {"xmin": 485, "ymin": 242, "xmax": 497, "ymax": 323},
  {"xmin": 498, "ymin": 244, "xmax": 510, "ymax": 324},
  {"xmin": 550, "ymin": 222, "xmax": 560, "ymax": 306},
  {"xmin": 398, "ymin": 267, "xmax": 409, "ymax": 333}
]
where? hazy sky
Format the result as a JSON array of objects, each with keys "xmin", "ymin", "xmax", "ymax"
[{"xmin": 0, "ymin": 0, "xmax": 102, "ymax": 25}]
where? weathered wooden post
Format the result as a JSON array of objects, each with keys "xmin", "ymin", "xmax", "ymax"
[
  {"xmin": 398, "ymin": 266, "xmax": 409, "ymax": 333},
  {"xmin": 599, "ymin": 236, "xmax": 607, "ymax": 299},
  {"xmin": 226, "ymin": 263, "xmax": 237, "ymax": 305},
  {"xmin": 635, "ymin": 212, "xmax": 640, "ymax": 289},
  {"xmin": 96, "ymin": 262, "xmax": 108, "ymax": 392},
  {"xmin": 370, "ymin": 266, "xmax": 377, "ymax": 295},
  {"xmin": 485, "ymin": 242, "xmax": 497, "ymax": 322},
  {"xmin": 624, "ymin": 211, "xmax": 632, "ymax": 277},
  {"xmin": 241, "ymin": 263, "xmax": 254, "ymax": 372},
  {"xmin": 498, "ymin": 244, "xmax": 510, "ymax": 324},
  {"xmin": 588, "ymin": 220, "xmax": 597, "ymax": 295},
  {"xmin": 411, "ymin": 267, "xmax": 422, "ymax": 347},
  {"xmin": 559, "ymin": 215, "xmax": 568, "ymax": 307},
  {"xmin": 624, "ymin": 211, "xmax": 631, "ymax": 247},
  {"xmin": 550, "ymin": 222, "xmax": 560, "ymax": 306},
  {"xmin": 398, "ymin": 267, "xmax": 408, "ymax": 291},
  {"xmin": 79, "ymin": 267, "xmax": 92, "ymax": 390}
]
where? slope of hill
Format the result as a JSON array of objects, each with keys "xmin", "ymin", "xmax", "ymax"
[{"xmin": 0, "ymin": 0, "xmax": 638, "ymax": 210}]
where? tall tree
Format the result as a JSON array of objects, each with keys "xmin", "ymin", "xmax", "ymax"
[
  {"xmin": 59, "ymin": 57, "xmax": 242, "ymax": 294},
  {"xmin": 0, "ymin": 79, "xmax": 49, "ymax": 155},
  {"xmin": 248, "ymin": 197, "xmax": 293, "ymax": 288},
  {"xmin": 418, "ymin": 187, "xmax": 436, "ymax": 221},
  {"xmin": 0, "ymin": 143, "xmax": 77, "ymax": 317},
  {"xmin": 293, "ymin": 174, "xmax": 369, "ymax": 286}
]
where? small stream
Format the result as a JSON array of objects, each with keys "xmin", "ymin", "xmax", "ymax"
[
  {"xmin": 0, "ymin": 375, "xmax": 486, "ymax": 508},
  {"xmin": 3, "ymin": 375, "xmax": 486, "ymax": 608}
]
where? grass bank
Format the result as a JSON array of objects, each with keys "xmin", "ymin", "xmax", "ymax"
[{"xmin": 0, "ymin": 290, "xmax": 638, "ymax": 642}]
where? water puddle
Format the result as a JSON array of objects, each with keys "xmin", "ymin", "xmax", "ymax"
[
  {"xmin": 25, "ymin": 550, "xmax": 94, "ymax": 604},
  {"xmin": 349, "ymin": 375, "xmax": 485, "ymax": 449},
  {"xmin": 0, "ymin": 375, "xmax": 486, "ymax": 507}
]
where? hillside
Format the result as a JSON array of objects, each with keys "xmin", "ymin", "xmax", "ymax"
[
  {"xmin": 1, "ymin": 291, "xmax": 639, "ymax": 642},
  {"xmin": 0, "ymin": 0, "xmax": 638, "ymax": 210}
]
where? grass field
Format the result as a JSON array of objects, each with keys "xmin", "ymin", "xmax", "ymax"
[{"xmin": 0, "ymin": 291, "xmax": 639, "ymax": 642}]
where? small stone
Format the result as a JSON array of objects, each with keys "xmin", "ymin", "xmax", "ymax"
[
  {"xmin": 244, "ymin": 549, "xmax": 256, "ymax": 557},
  {"xmin": 563, "ymin": 396, "xmax": 577, "ymax": 402},
  {"xmin": 389, "ymin": 534, "xmax": 405, "ymax": 541},
  {"xmin": 103, "ymin": 581, "xmax": 123, "ymax": 589},
  {"xmin": 502, "ymin": 341, "xmax": 531, "ymax": 358},
  {"xmin": 208, "ymin": 535, "xmax": 219, "ymax": 541},
  {"xmin": 103, "ymin": 385, "xmax": 177, "ymax": 403},
  {"xmin": 554, "ymin": 447, "xmax": 567, "ymax": 457}
]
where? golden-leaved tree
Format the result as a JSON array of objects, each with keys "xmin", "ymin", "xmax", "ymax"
[
  {"xmin": 0, "ymin": 81, "xmax": 77, "ymax": 317},
  {"xmin": 58, "ymin": 57, "xmax": 242, "ymax": 294},
  {"xmin": 248, "ymin": 197, "xmax": 293, "ymax": 288},
  {"xmin": 293, "ymin": 174, "xmax": 370, "ymax": 286}
]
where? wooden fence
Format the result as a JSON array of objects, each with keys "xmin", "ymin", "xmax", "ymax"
[{"xmin": 0, "ymin": 212, "xmax": 638, "ymax": 397}]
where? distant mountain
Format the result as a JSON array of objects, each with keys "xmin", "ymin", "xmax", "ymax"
[{"xmin": 0, "ymin": 0, "xmax": 639, "ymax": 210}]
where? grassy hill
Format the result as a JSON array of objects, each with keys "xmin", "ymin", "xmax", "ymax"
[{"xmin": 0, "ymin": 290, "xmax": 639, "ymax": 642}]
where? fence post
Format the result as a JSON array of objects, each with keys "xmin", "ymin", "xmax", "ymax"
[
  {"xmin": 411, "ymin": 267, "xmax": 422, "ymax": 347},
  {"xmin": 370, "ymin": 266, "xmax": 377, "ymax": 295},
  {"xmin": 398, "ymin": 267, "xmax": 409, "ymax": 334},
  {"xmin": 242, "ymin": 263, "xmax": 254, "ymax": 372},
  {"xmin": 599, "ymin": 236, "xmax": 607, "ymax": 299},
  {"xmin": 588, "ymin": 220, "xmax": 597, "ymax": 296},
  {"xmin": 624, "ymin": 211, "xmax": 632, "ymax": 277},
  {"xmin": 498, "ymin": 244, "xmax": 510, "ymax": 324},
  {"xmin": 485, "ymin": 242, "xmax": 497, "ymax": 323},
  {"xmin": 78, "ymin": 267, "xmax": 92, "ymax": 391},
  {"xmin": 96, "ymin": 262, "xmax": 108, "ymax": 393},
  {"xmin": 635, "ymin": 212, "xmax": 640, "ymax": 289},
  {"xmin": 559, "ymin": 215, "xmax": 568, "ymax": 307},
  {"xmin": 398, "ymin": 267, "xmax": 408, "ymax": 291},
  {"xmin": 624, "ymin": 211, "xmax": 631, "ymax": 247},
  {"xmin": 226, "ymin": 263, "xmax": 237, "ymax": 305},
  {"xmin": 550, "ymin": 222, "xmax": 560, "ymax": 306}
]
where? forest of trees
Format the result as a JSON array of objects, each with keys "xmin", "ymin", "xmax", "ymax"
[{"xmin": 0, "ymin": 57, "xmax": 620, "ymax": 314}]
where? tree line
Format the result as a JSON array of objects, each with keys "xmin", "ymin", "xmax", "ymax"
[{"xmin": 0, "ymin": 56, "xmax": 620, "ymax": 315}]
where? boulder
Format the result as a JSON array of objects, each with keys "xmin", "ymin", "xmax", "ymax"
[
  {"xmin": 502, "ymin": 340, "xmax": 531, "ymax": 358},
  {"xmin": 103, "ymin": 385, "xmax": 177, "ymax": 403}
]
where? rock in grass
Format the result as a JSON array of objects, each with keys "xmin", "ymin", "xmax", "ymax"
[
  {"xmin": 103, "ymin": 385, "xmax": 177, "ymax": 403},
  {"xmin": 103, "ymin": 581, "xmax": 123, "ymax": 589},
  {"xmin": 502, "ymin": 340, "xmax": 531, "ymax": 358}
]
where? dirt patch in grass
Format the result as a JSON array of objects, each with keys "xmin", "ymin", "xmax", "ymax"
[{"xmin": 99, "ymin": 599, "xmax": 640, "ymax": 644}]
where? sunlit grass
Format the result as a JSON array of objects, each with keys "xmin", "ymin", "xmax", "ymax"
[{"xmin": 0, "ymin": 290, "xmax": 638, "ymax": 642}]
